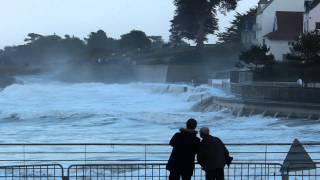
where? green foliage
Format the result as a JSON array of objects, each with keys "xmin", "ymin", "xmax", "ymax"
[
  {"xmin": 252, "ymin": 61, "xmax": 320, "ymax": 82},
  {"xmin": 239, "ymin": 45, "xmax": 275, "ymax": 68},
  {"xmin": 24, "ymin": 33, "xmax": 43, "ymax": 44},
  {"xmin": 1, "ymin": 33, "xmax": 87, "ymax": 66},
  {"xmin": 120, "ymin": 30, "xmax": 151, "ymax": 51},
  {"xmin": 217, "ymin": 8, "xmax": 257, "ymax": 44},
  {"xmin": 288, "ymin": 31, "xmax": 320, "ymax": 64},
  {"xmin": 149, "ymin": 36, "xmax": 165, "ymax": 49},
  {"xmin": 85, "ymin": 30, "xmax": 118, "ymax": 57},
  {"xmin": 170, "ymin": 0, "xmax": 238, "ymax": 48}
]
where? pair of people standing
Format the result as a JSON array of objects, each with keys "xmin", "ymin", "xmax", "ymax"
[{"xmin": 166, "ymin": 119, "xmax": 232, "ymax": 180}]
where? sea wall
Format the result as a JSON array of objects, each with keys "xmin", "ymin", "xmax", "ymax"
[
  {"xmin": 133, "ymin": 65, "xmax": 168, "ymax": 83},
  {"xmin": 231, "ymin": 83, "xmax": 320, "ymax": 104},
  {"xmin": 57, "ymin": 64, "xmax": 211, "ymax": 84},
  {"xmin": 192, "ymin": 95, "xmax": 320, "ymax": 119},
  {"xmin": 166, "ymin": 65, "xmax": 209, "ymax": 84}
]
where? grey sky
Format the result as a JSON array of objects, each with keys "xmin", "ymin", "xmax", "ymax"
[{"xmin": 0, "ymin": 0, "xmax": 259, "ymax": 48}]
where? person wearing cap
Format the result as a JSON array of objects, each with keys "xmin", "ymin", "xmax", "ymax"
[
  {"xmin": 197, "ymin": 127, "xmax": 232, "ymax": 180},
  {"xmin": 166, "ymin": 119, "xmax": 200, "ymax": 180}
]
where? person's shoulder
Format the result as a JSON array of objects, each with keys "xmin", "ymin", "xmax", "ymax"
[
  {"xmin": 212, "ymin": 136, "xmax": 220, "ymax": 140},
  {"xmin": 212, "ymin": 136, "xmax": 224, "ymax": 143},
  {"xmin": 173, "ymin": 132, "xmax": 181, "ymax": 137}
]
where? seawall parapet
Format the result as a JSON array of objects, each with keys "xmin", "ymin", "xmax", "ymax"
[{"xmin": 192, "ymin": 95, "xmax": 320, "ymax": 119}]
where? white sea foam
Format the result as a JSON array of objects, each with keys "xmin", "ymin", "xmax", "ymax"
[{"xmin": 0, "ymin": 75, "xmax": 318, "ymax": 144}]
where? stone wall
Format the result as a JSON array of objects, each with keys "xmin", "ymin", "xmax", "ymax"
[
  {"xmin": 166, "ymin": 65, "xmax": 209, "ymax": 84},
  {"xmin": 231, "ymin": 83, "xmax": 320, "ymax": 103},
  {"xmin": 230, "ymin": 71, "xmax": 253, "ymax": 83},
  {"xmin": 134, "ymin": 65, "xmax": 168, "ymax": 83}
]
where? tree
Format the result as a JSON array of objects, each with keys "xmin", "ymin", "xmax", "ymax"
[
  {"xmin": 148, "ymin": 36, "xmax": 165, "ymax": 49},
  {"xmin": 24, "ymin": 33, "xmax": 43, "ymax": 44},
  {"xmin": 170, "ymin": 0, "xmax": 238, "ymax": 48},
  {"xmin": 239, "ymin": 45, "xmax": 275, "ymax": 68},
  {"xmin": 120, "ymin": 30, "xmax": 151, "ymax": 51},
  {"xmin": 60, "ymin": 35, "xmax": 87, "ymax": 61},
  {"xmin": 217, "ymin": 8, "xmax": 257, "ymax": 44},
  {"xmin": 85, "ymin": 30, "xmax": 116, "ymax": 57},
  {"xmin": 288, "ymin": 31, "xmax": 320, "ymax": 64}
]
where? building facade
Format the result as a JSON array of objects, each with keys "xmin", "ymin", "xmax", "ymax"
[
  {"xmin": 255, "ymin": 0, "xmax": 306, "ymax": 61},
  {"xmin": 304, "ymin": 0, "xmax": 320, "ymax": 32}
]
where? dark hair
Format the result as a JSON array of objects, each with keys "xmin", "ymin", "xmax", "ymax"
[{"xmin": 186, "ymin": 119, "xmax": 197, "ymax": 130}]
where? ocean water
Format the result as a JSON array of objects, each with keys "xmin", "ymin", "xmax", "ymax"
[{"xmin": 0, "ymin": 75, "xmax": 319, "ymax": 144}]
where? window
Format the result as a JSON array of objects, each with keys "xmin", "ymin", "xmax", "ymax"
[{"xmin": 316, "ymin": 22, "xmax": 320, "ymax": 30}]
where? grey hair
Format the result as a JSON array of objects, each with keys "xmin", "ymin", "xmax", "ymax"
[{"xmin": 200, "ymin": 127, "xmax": 210, "ymax": 135}]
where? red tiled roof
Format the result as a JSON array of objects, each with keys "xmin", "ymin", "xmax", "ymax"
[{"xmin": 265, "ymin": 11, "xmax": 303, "ymax": 41}]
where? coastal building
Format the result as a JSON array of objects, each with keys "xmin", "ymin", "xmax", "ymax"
[
  {"xmin": 264, "ymin": 11, "xmax": 304, "ymax": 60},
  {"xmin": 304, "ymin": 0, "xmax": 320, "ymax": 32},
  {"xmin": 255, "ymin": 0, "xmax": 305, "ymax": 61}
]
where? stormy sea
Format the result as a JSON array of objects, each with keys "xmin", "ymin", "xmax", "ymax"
[{"xmin": 0, "ymin": 74, "xmax": 319, "ymax": 144}]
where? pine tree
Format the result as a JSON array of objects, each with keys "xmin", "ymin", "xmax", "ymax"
[{"xmin": 217, "ymin": 8, "xmax": 257, "ymax": 44}]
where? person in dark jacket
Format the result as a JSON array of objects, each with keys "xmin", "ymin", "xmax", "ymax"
[
  {"xmin": 166, "ymin": 119, "xmax": 200, "ymax": 180},
  {"xmin": 197, "ymin": 127, "xmax": 232, "ymax": 180}
]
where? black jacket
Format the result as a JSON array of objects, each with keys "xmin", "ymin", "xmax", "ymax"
[
  {"xmin": 166, "ymin": 128, "xmax": 200, "ymax": 175},
  {"xmin": 197, "ymin": 135, "xmax": 230, "ymax": 171}
]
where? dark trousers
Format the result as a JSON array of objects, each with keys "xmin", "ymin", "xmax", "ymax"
[
  {"xmin": 169, "ymin": 171, "xmax": 192, "ymax": 180},
  {"xmin": 205, "ymin": 169, "xmax": 224, "ymax": 180}
]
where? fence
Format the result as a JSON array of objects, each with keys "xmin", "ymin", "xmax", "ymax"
[
  {"xmin": 0, "ymin": 143, "xmax": 319, "ymax": 179},
  {"xmin": 2, "ymin": 163, "xmax": 320, "ymax": 180},
  {"xmin": 0, "ymin": 143, "xmax": 319, "ymax": 165},
  {"xmin": 67, "ymin": 163, "xmax": 282, "ymax": 180},
  {"xmin": 0, "ymin": 164, "xmax": 64, "ymax": 180}
]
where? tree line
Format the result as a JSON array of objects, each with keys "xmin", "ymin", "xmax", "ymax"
[
  {"xmin": 0, "ymin": 30, "xmax": 167, "ymax": 66},
  {"xmin": 0, "ymin": 0, "xmax": 243, "ymax": 67}
]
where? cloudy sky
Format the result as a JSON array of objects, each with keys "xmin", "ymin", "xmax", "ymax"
[{"xmin": 0, "ymin": 0, "xmax": 259, "ymax": 48}]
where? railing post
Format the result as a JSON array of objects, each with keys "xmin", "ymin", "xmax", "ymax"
[
  {"xmin": 144, "ymin": 144, "xmax": 147, "ymax": 164},
  {"xmin": 23, "ymin": 145, "xmax": 26, "ymax": 166},
  {"xmin": 264, "ymin": 144, "xmax": 268, "ymax": 177},
  {"xmin": 84, "ymin": 145, "xmax": 87, "ymax": 164},
  {"xmin": 144, "ymin": 145, "xmax": 147, "ymax": 179},
  {"xmin": 281, "ymin": 171, "xmax": 289, "ymax": 180}
]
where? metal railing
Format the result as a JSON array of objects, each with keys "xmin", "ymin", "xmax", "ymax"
[
  {"xmin": 0, "ymin": 143, "xmax": 319, "ymax": 165},
  {"xmin": 0, "ymin": 164, "xmax": 64, "ymax": 180},
  {"xmin": 67, "ymin": 162, "xmax": 283, "ymax": 180},
  {"xmin": 3, "ymin": 163, "xmax": 320, "ymax": 180},
  {"xmin": 0, "ymin": 143, "xmax": 318, "ymax": 179}
]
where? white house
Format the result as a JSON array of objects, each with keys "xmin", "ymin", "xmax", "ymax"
[
  {"xmin": 255, "ymin": 0, "xmax": 306, "ymax": 61},
  {"xmin": 264, "ymin": 11, "xmax": 304, "ymax": 60},
  {"xmin": 304, "ymin": 0, "xmax": 320, "ymax": 32}
]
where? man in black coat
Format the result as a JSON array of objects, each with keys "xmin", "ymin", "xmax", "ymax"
[
  {"xmin": 197, "ymin": 127, "xmax": 232, "ymax": 180},
  {"xmin": 166, "ymin": 119, "xmax": 200, "ymax": 180}
]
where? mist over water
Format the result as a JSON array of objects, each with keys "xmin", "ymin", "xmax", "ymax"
[{"xmin": 0, "ymin": 75, "xmax": 319, "ymax": 144}]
